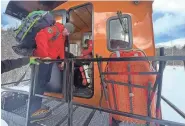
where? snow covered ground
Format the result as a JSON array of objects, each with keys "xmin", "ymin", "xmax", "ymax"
[
  {"xmin": 1, "ymin": 119, "xmax": 8, "ymax": 126},
  {"xmin": 5, "ymin": 85, "xmax": 30, "ymax": 92},
  {"xmin": 161, "ymin": 66, "xmax": 185, "ymax": 123},
  {"xmin": 1, "ymin": 66, "xmax": 185, "ymax": 125}
]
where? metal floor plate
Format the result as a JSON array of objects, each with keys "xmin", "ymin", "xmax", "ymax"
[{"xmin": 2, "ymin": 99, "xmax": 110, "ymax": 126}]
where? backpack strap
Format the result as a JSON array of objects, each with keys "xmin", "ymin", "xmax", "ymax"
[{"xmin": 49, "ymin": 25, "xmax": 61, "ymax": 42}]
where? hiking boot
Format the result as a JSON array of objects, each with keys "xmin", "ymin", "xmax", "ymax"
[{"xmin": 30, "ymin": 105, "xmax": 51, "ymax": 123}]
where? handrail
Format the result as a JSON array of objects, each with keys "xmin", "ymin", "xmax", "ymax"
[
  {"xmin": 2, "ymin": 54, "xmax": 185, "ymax": 126},
  {"xmin": 161, "ymin": 95, "xmax": 185, "ymax": 119},
  {"xmin": 1, "ymin": 79, "xmax": 30, "ymax": 86},
  {"xmin": 35, "ymin": 56, "xmax": 185, "ymax": 63}
]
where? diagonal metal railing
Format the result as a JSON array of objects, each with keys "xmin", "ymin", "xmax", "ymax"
[{"xmin": 1, "ymin": 48, "xmax": 185, "ymax": 126}]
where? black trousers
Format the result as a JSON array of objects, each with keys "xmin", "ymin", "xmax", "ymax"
[
  {"xmin": 29, "ymin": 62, "xmax": 83, "ymax": 114},
  {"xmin": 30, "ymin": 63, "xmax": 53, "ymax": 114}
]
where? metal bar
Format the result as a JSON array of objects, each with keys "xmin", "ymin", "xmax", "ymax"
[
  {"xmin": 117, "ymin": 11, "xmax": 127, "ymax": 36},
  {"xmin": 104, "ymin": 80, "xmax": 150, "ymax": 89},
  {"xmin": 147, "ymin": 82, "xmax": 152, "ymax": 126},
  {"xmin": 68, "ymin": 60, "xmax": 74, "ymax": 126},
  {"xmin": 83, "ymin": 109, "xmax": 96, "ymax": 126},
  {"xmin": 34, "ymin": 94, "xmax": 64, "ymax": 102},
  {"xmin": 151, "ymin": 79, "xmax": 158, "ymax": 101},
  {"xmin": 183, "ymin": 61, "xmax": 185, "ymax": 71},
  {"xmin": 55, "ymin": 106, "xmax": 78, "ymax": 126},
  {"xmin": 111, "ymin": 82, "xmax": 118, "ymax": 110},
  {"xmin": 96, "ymin": 57, "xmax": 111, "ymax": 107},
  {"xmin": 161, "ymin": 96, "xmax": 185, "ymax": 119},
  {"xmin": 147, "ymin": 82, "xmax": 152, "ymax": 117},
  {"xmin": 73, "ymin": 102, "xmax": 185, "ymax": 126},
  {"xmin": 99, "ymin": 87, "xmax": 103, "ymax": 113},
  {"xmin": 96, "ymin": 55, "xmax": 113, "ymax": 125},
  {"xmin": 102, "ymin": 71, "xmax": 159, "ymax": 75},
  {"xmin": 1, "ymin": 79, "xmax": 30, "ymax": 86},
  {"xmin": 127, "ymin": 64, "xmax": 133, "ymax": 113},
  {"xmin": 156, "ymin": 48, "xmax": 165, "ymax": 119},
  {"xmin": 36, "ymin": 56, "xmax": 185, "ymax": 63},
  {"xmin": 1, "ymin": 87, "xmax": 29, "ymax": 95},
  {"xmin": 25, "ymin": 65, "xmax": 37, "ymax": 126},
  {"xmin": 32, "ymin": 64, "xmax": 40, "ymax": 95},
  {"xmin": 63, "ymin": 60, "xmax": 68, "ymax": 102}
]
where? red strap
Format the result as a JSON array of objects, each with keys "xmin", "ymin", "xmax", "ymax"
[
  {"xmin": 80, "ymin": 66, "xmax": 88, "ymax": 86},
  {"xmin": 81, "ymin": 40, "xmax": 93, "ymax": 57}
]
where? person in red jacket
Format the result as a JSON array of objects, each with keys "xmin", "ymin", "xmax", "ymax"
[
  {"xmin": 29, "ymin": 22, "xmax": 74, "ymax": 122},
  {"xmin": 34, "ymin": 22, "xmax": 74, "ymax": 59},
  {"xmin": 80, "ymin": 39, "xmax": 93, "ymax": 59},
  {"xmin": 79, "ymin": 39, "xmax": 93, "ymax": 86}
]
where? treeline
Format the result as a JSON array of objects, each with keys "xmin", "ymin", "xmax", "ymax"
[{"xmin": 156, "ymin": 47, "xmax": 185, "ymax": 66}]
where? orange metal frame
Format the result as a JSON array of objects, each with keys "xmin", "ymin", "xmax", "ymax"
[{"xmin": 44, "ymin": 1, "xmax": 155, "ymax": 108}]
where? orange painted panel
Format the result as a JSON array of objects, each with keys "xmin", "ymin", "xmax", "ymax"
[
  {"xmin": 50, "ymin": 1, "xmax": 155, "ymax": 110},
  {"xmin": 105, "ymin": 50, "xmax": 156, "ymax": 124}
]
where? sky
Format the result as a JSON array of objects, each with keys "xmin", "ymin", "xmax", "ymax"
[{"xmin": 1, "ymin": 0, "xmax": 185, "ymax": 44}]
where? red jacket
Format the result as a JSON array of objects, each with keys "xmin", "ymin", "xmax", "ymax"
[
  {"xmin": 80, "ymin": 40, "xmax": 93, "ymax": 58},
  {"xmin": 34, "ymin": 22, "xmax": 66, "ymax": 59}
]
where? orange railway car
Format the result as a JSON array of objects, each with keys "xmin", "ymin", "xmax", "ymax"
[
  {"xmin": 4, "ymin": 1, "xmax": 172, "ymax": 125},
  {"xmin": 4, "ymin": 1, "xmax": 185, "ymax": 126},
  {"xmin": 43, "ymin": 1, "xmax": 157, "ymax": 124}
]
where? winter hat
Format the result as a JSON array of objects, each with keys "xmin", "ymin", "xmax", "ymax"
[{"xmin": 64, "ymin": 23, "xmax": 75, "ymax": 34}]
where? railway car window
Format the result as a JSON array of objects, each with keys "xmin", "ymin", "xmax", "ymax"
[
  {"xmin": 68, "ymin": 3, "xmax": 93, "ymax": 98},
  {"xmin": 51, "ymin": 9, "xmax": 67, "ymax": 24},
  {"xmin": 107, "ymin": 15, "xmax": 132, "ymax": 51}
]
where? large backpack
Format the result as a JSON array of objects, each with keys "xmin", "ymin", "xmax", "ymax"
[{"xmin": 12, "ymin": 10, "xmax": 55, "ymax": 56}]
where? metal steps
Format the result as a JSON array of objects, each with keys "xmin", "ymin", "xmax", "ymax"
[{"xmin": 2, "ymin": 98, "xmax": 109, "ymax": 126}]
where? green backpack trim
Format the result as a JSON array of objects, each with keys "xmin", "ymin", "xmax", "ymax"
[{"xmin": 15, "ymin": 11, "xmax": 47, "ymax": 42}]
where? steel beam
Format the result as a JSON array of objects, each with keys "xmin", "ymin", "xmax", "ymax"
[
  {"xmin": 73, "ymin": 102, "xmax": 185, "ymax": 126},
  {"xmin": 161, "ymin": 96, "xmax": 185, "ymax": 119}
]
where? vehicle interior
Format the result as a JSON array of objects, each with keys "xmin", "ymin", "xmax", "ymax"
[{"xmin": 46, "ymin": 4, "xmax": 93, "ymax": 98}]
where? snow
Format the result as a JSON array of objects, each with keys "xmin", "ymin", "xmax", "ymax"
[
  {"xmin": 1, "ymin": 85, "xmax": 30, "ymax": 93},
  {"xmin": 1, "ymin": 119, "xmax": 8, "ymax": 126},
  {"xmin": 161, "ymin": 66, "xmax": 185, "ymax": 123},
  {"xmin": 7, "ymin": 85, "xmax": 30, "ymax": 92},
  {"xmin": 156, "ymin": 38, "xmax": 185, "ymax": 49}
]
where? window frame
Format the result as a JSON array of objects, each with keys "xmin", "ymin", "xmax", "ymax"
[
  {"xmin": 107, "ymin": 14, "xmax": 133, "ymax": 52},
  {"xmin": 51, "ymin": 9, "xmax": 67, "ymax": 24}
]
